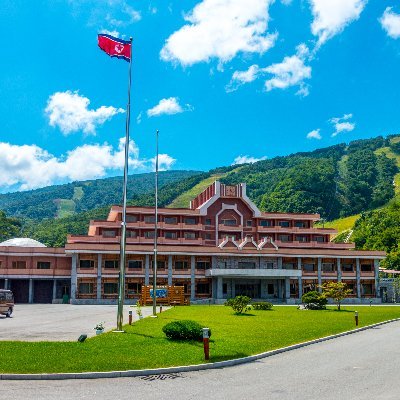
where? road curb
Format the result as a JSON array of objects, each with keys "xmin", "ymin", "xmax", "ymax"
[{"xmin": 1, "ymin": 317, "xmax": 400, "ymax": 380}]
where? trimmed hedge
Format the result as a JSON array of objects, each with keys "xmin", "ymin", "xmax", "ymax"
[
  {"xmin": 252, "ymin": 302, "xmax": 273, "ymax": 310},
  {"xmin": 162, "ymin": 320, "xmax": 211, "ymax": 341}
]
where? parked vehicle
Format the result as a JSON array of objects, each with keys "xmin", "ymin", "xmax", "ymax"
[{"xmin": 0, "ymin": 289, "xmax": 14, "ymax": 317}]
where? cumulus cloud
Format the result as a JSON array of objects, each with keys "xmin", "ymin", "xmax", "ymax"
[
  {"xmin": 151, "ymin": 154, "xmax": 176, "ymax": 171},
  {"xmin": 226, "ymin": 65, "xmax": 261, "ymax": 92},
  {"xmin": 45, "ymin": 91, "xmax": 124, "ymax": 135},
  {"xmin": 330, "ymin": 113, "xmax": 355, "ymax": 137},
  {"xmin": 380, "ymin": 7, "xmax": 400, "ymax": 39},
  {"xmin": 309, "ymin": 0, "xmax": 367, "ymax": 48},
  {"xmin": 232, "ymin": 155, "xmax": 267, "ymax": 165},
  {"xmin": 264, "ymin": 44, "xmax": 311, "ymax": 94},
  {"xmin": 0, "ymin": 139, "xmax": 175, "ymax": 191},
  {"xmin": 160, "ymin": 0, "xmax": 277, "ymax": 66},
  {"xmin": 307, "ymin": 129, "xmax": 322, "ymax": 139},
  {"xmin": 147, "ymin": 97, "xmax": 192, "ymax": 117}
]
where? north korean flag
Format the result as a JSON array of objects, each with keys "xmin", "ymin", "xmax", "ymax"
[{"xmin": 98, "ymin": 34, "xmax": 131, "ymax": 62}]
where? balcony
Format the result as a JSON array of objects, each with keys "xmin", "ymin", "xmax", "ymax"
[
  {"xmin": 206, "ymin": 269, "xmax": 301, "ymax": 278},
  {"xmin": 274, "ymin": 240, "xmax": 354, "ymax": 249},
  {"xmin": 218, "ymin": 224, "xmax": 243, "ymax": 232}
]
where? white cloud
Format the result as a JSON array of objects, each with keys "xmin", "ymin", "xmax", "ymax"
[
  {"xmin": 307, "ymin": 129, "xmax": 322, "ymax": 139},
  {"xmin": 232, "ymin": 155, "xmax": 267, "ymax": 165},
  {"xmin": 160, "ymin": 0, "xmax": 277, "ymax": 66},
  {"xmin": 151, "ymin": 154, "xmax": 176, "ymax": 171},
  {"xmin": 264, "ymin": 44, "xmax": 311, "ymax": 94},
  {"xmin": 0, "ymin": 139, "xmax": 176, "ymax": 191},
  {"xmin": 147, "ymin": 97, "xmax": 192, "ymax": 117},
  {"xmin": 99, "ymin": 29, "xmax": 121, "ymax": 38},
  {"xmin": 226, "ymin": 65, "xmax": 261, "ymax": 92},
  {"xmin": 380, "ymin": 7, "xmax": 400, "ymax": 39},
  {"xmin": 45, "ymin": 91, "xmax": 124, "ymax": 135},
  {"xmin": 330, "ymin": 114, "xmax": 355, "ymax": 137},
  {"xmin": 309, "ymin": 0, "xmax": 367, "ymax": 48}
]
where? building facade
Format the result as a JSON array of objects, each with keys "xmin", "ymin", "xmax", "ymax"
[{"xmin": 0, "ymin": 182, "xmax": 385, "ymax": 304}]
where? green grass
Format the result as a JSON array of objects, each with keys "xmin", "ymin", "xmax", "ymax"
[
  {"xmin": 168, "ymin": 174, "xmax": 225, "ymax": 208},
  {"xmin": 316, "ymin": 214, "xmax": 360, "ymax": 238},
  {"xmin": 56, "ymin": 199, "xmax": 76, "ymax": 219},
  {"xmin": 0, "ymin": 305, "xmax": 399, "ymax": 374},
  {"xmin": 73, "ymin": 186, "xmax": 84, "ymax": 201}
]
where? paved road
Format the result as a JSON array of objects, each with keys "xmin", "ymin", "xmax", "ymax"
[
  {"xmin": 0, "ymin": 304, "xmax": 158, "ymax": 341},
  {"xmin": 1, "ymin": 320, "xmax": 399, "ymax": 400}
]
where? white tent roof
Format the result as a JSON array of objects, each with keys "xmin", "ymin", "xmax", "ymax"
[{"xmin": 0, "ymin": 238, "xmax": 47, "ymax": 247}]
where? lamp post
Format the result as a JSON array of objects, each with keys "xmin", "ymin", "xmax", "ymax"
[{"xmin": 152, "ymin": 129, "xmax": 159, "ymax": 317}]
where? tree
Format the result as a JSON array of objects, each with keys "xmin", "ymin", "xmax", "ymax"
[
  {"xmin": 224, "ymin": 296, "xmax": 251, "ymax": 314},
  {"xmin": 321, "ymin": 282, "xmax": 352, "ymax": 311},
  {"xmin": 301, "ymin": 291, "xmax": 327, "ymax": 309}
]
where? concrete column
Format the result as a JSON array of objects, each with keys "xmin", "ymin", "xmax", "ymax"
[
  {"xmin": 297, "ymin": 257, "xmax": 302, "ymax": 300},
  {"xmin": 317, "ymin": 258, "xmax": 322, "ymax": 292},
  {"xmin": 356, "ymin": 258, "xmax": 361, "ymax": 298},
  {"xmin": 277, "ymin": 257, "xmax": 283, "ymax": 269},
  {"xmin": 190, "ymin": 255, "xmax": 196, "ymax": 301},
  {"xmin": 337, "ymin": 257, "xmax": 342, "ymax": 282},
  {"xmin": 231, "ymin": 279, "xmax": 236, "ymax": 297},
  {"xmin": 4, "ymin": 278, "xmax": 8, "ymax": 290},
  {"xmin": 217, "ymin": 277, "xmax": 223, "ymax": 299},
  {"xmin": 285, "ymin": 278, "xmax": 290, "ymax": 300},
  {"xmin": 374, "ymin": 259, "xmax": 380, "ymax": 298},
  {"xmin": 145, "ymin": 254, "xmax": 150, "ymax": 285},
  {"xmin": 71, "ymin": 253, "xmax": 78, "ymax": 301},
  {"xmin": 168, "ymin": 255, "xmax": 173, "ymax": 285},
  {"xmin": 277, "ymin": 279, "xmax": 282, "ymax": 299},
  {"xmin": 52, "ymin": 279, "xmax": 57, "ymax": 301},
  {"xmin": 97, "ymin": 254, "xmax": 102, "ymax": 300},
  {"xmin": 260, "ymin": 279, "xmax": 267, "ymax": 299},
  {"xmin": 28, "ymin": 279, "xmax": 33, "ymax": 304},
  {"xmin": 212, "ymin": 278, "xmax": 218, "ymax": 299},
  {"xmin": 211, "ymin": 256, "xmax": 217, "ymax": 270}
]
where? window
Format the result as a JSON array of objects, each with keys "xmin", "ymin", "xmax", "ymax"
[
  {"xmin": 79, "ymin": 282, "xmax": 94, "ymax": 294},
  {"xmin": 144, "ymin": 215, "xmax": 155, "ymax": 223},
  {"xmin": 37, "ymin": 261, "xmax": 51, "ymax": 269},
  {"xmin": 205, "ymin": 233, "xmax": 212, "ymax": 240},
  {"xmin": 322, "ymin": 263, "xmax": 334, "ymax": 272},
  {"xmin": 223, "ymin": 283, "xmax": 228, "ymax": 295},
  {"xmin": 362, "ymin": 283, "xmax": 373, "ymax": 295},
  {"xmin": 303, "ymin": 263, "xmax": 315, "ymax": 272},
  {"xmin": 295, "ymin": 235, "xmax": 308, "ymax": 242},
  {"xmin": 156, "ymin": 261, "xmax": 166, "ymax": 270},
  {"xmin": 342, "ymin": 264, "xmax": 354, "ymax": 272},
  {"xmin": 196, "ymin": 283, "xmax": 210, "ymax": 294},
  {"xmin": 175, "ymin": 261, "xmax": 189, "ymax": 270},
  {"xmin": 103, "ymin": 230, "xmax": 116, "ymax": 238},
  {"xmin": 238, "ymin": 262, "xmax": 256, "ymax": 269},
  {"xmin": 164, "ymin": 217, "xmax": 177, "ymax": 224},
  {"xmin": 127, "ymin": 282, "xmax": 141, "ymax": 295},
  {"xmin": 165, "ymin": 231, "xmax": 177, "ymax": 239},
  {"xmin": 279, "ymin": 221, "xmax": 290, "ymax": 227},
  {"xmin": 259, "ymin": 220, "xmax": 272, "ymax": 227},
  {"xmin": 314, "ymin": 236, "xmax": 325, "ymax": 243},
  {"xmin": 221, "ymin": 219, "xmax": 237, "ymax": 226},
  {"xmin": 128, "ymin": 260, "xmax": 142, "ymax": 269},
  {"xmin": 184, "ymin": 217, "xmax": 196, "ymax": 225},
  {"xmin": 279, "ymin": 235, "xmax": 291, "ymax": 242},
  {"xmin": 361, "ymin": 264, "xmax": 373, "ymax": 272},
  {"xmin": 266, "ymin": 262, "xmax": 274, "ymax": 269},
  {"xmin": 104, "ymin": 260, "xmax": 119, "ymax": 269},
  {"xmin": 126, "ymin": 230, "xmax": 137, "ymax": 238},
  {"xmin": 144, "ymin": 231, "xmax": 155, "ymax": 239},
  {"xmin": 267, "ymin": 284, "xmax": 275, "ymax": 295},
  {"xmin": 205, "ymin": 218, "xmax": 212, "ymax": 225},
  {"xmin": 104, "ymin": 282, "xmax": 118, "ymax": 295},
  {"xmin": 196, "ymin": 261, "xmax": 211, "ymax": 270},
  {"xmin": 246, "ymin": 220, "xmax": 252, "ymax": 227},
  {"xmin": 126, "ymin": 215, "xmax": 137, "ymax": 223},
  {"xmin": 295, "ymin": 221, "xmax": 306, "ymax": 228},
  {"xmin": 79, "ymin": 260, "xmax": 94, "ymax": 269},
  {"xmin": 184, "ymin": 232, "xmax": 196, "ymax": 240},
  {"xmin": 283, "ymin": 263, "xmax": 295, "ymax": 270},
  {"xmin": 12, "ymin": 261, "xmax": 26, "ymax": 269}
]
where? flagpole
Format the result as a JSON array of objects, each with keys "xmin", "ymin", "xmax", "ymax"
[
  {"xmin": 152, "ymin": 129, "xmax": 159, "ymax": 317},
  {"xmin": 116, "ymin": 37, "xmax": 133, "ymax": 332}
]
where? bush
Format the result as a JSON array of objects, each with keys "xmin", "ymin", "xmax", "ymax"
[
  {"xmin": 225, "ymin": 295, "xmax": 252, "ymax": 314},
  {"xmin": 252, "ymin": 302, "xmax": 273, "ymax": 310},
  {"xmin": 162, "ymin": 320, "xmax": 211, "ymax": 341},
  {"xmin": 301, "ymin": 291, "xmax": 327, "ymax": 310}
]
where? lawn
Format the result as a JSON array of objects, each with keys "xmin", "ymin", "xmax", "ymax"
[{"xmin": 0, "ymin": 305, "xmax": 399, "ymax": 374}]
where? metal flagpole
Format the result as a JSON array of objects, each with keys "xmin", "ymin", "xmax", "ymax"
[
  {"xmin": 152, "ymin": 130, "xmax": 159, "ymax": 317},
  {"xmin": 115, "ymin": 37, "xmax": 133, "ymax": 332}
]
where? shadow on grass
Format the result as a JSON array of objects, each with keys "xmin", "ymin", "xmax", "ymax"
[{"xmin": 233, "ymin": 313, "xmax": 256, "ymax": 317}]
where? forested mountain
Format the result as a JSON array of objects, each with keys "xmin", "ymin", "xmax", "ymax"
[
  {"xmin": 1, "ymin": 134, "xmax": 400, "ymax": 253},
  {"xmin": 0, "ymin": 211, "xmax": 22, "ymax": 242},
  {"xmin": 0, "ymin": 170, "xmax": 201, "ymax": 220}
]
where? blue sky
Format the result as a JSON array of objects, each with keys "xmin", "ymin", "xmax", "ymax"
[{"xmin": 1, "ymin": 0, "xmax": 400, "ymax": 192}]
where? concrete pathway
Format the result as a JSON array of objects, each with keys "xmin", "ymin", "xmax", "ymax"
[
  {"xmin": 0, "ymin": 304, "xmax": 159, "ymax": 341},
  {"xmin": 1, "ymin": 320, "xmax": 399, "ymax": 399}
]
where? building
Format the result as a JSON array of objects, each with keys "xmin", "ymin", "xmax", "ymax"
[{"xmin": 0, "ymin": 181, "xmax": 385, "ymax": 304}]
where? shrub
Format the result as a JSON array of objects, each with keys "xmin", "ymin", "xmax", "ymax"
[
  {"xmin": 301, "ymin": 291, "xmax": 327, "ymax": 310},
  {"xmin": 162, "ymin": 320, "xmax": 211, "ymax": 341},
  {"xmin": 225, "ymin": 295, "xmax": 252, "ymax": 314},
  {"xmin": 252, "ymin": 302, "xmax": 273, "ymax": 310}
]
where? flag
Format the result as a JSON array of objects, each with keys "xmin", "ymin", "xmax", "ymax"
[{"xmin": 98, "ymin": 34, "xmax": 131, "ymax": 62}]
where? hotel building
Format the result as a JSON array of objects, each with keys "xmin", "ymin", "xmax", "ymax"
[{"xmin": 0, "ymin": 182, "xmax": 385, "ymax": 304}]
